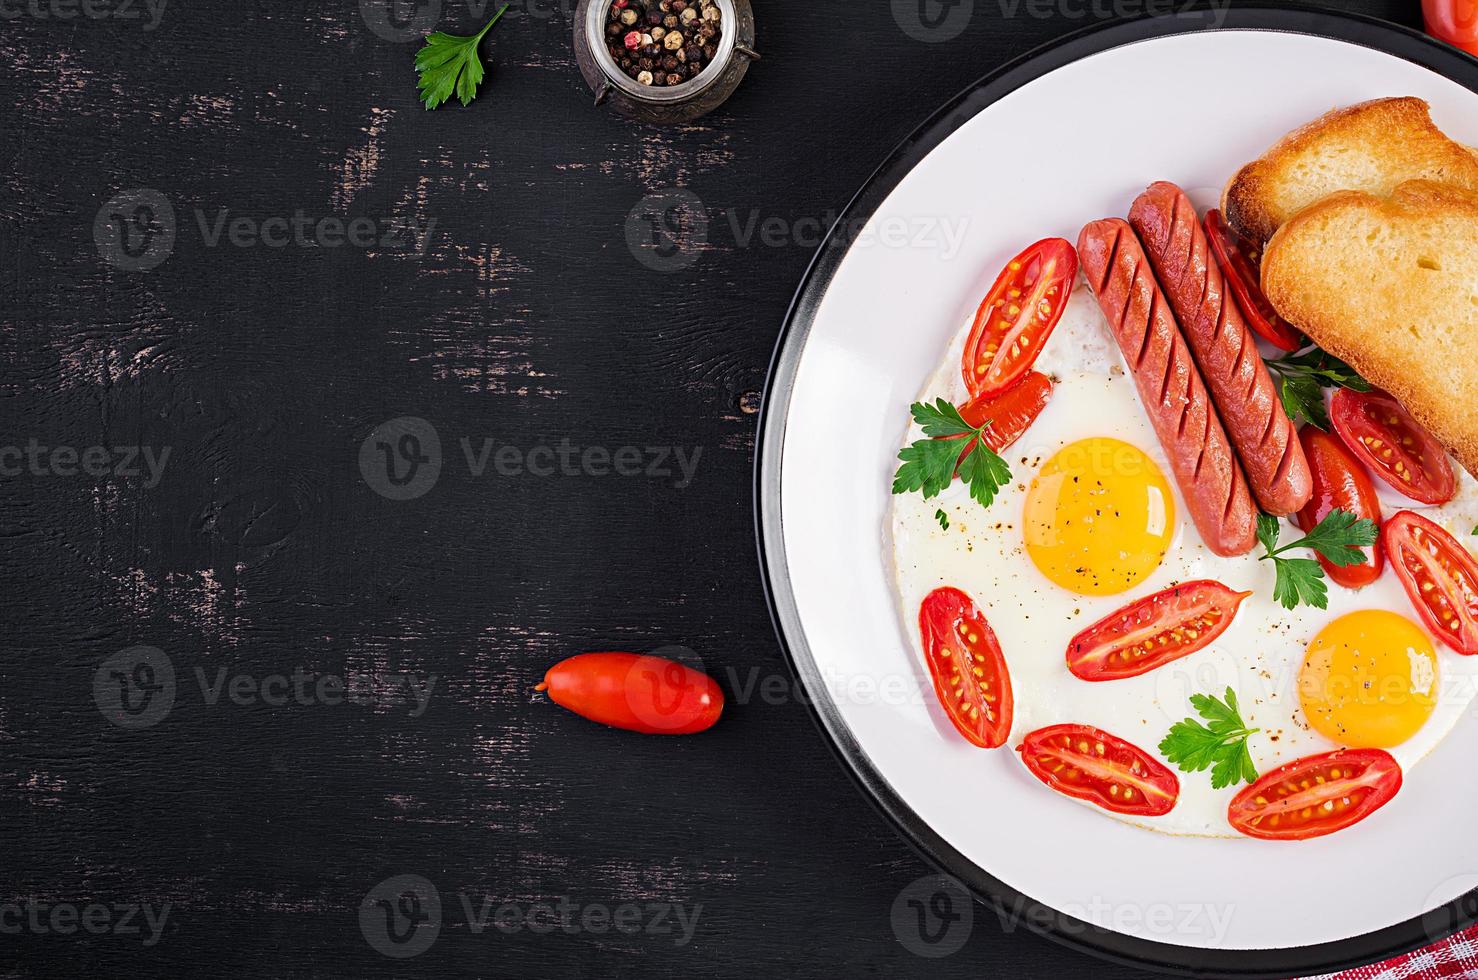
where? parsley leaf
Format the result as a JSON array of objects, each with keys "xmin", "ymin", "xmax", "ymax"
[
  {"xmin": 1158, "ymin": 687, "xmax": 1260, "ymax": 790},
  {"xmin": 935, "ymin": 509, "xmax": 949, "ymax": 531},
  {"xmin": 1289, "ymin": 509, "xmax": 1379, "ymax": 567},
  {"xmin": 1256, "ymin": 508, "xmax": 1378, "ymax": 610},
  {"xmin": 958, "ymin": 437, "xmax": 1013, "ymax": 509},
  {"xmin": 415, "ymin": 5, "xmax": 509, "ymax": 110},
  {"xmin": 892, "ymin": 439, "xmax": 959, "ymax": 500},
  {"xmin": 1264, "ymin": 347, "xmax": 1371, "ymax": 430},
  {"xmin": 893, "ymin": 400, "xmax": 1012, "ymax": 511},
  {"xmin": 1276, "ymin": 373, "xmax": 1330, "ymax": 430},
  {"xmin": 910, "ymin": 398, "xmax": 976, "ymax": 438}
]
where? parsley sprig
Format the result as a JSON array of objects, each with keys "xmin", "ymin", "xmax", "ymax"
[
  {"xmin": 892, "ymin": 399, "xmax": 1012, "ymax": 510},
  {"xmin": 1256, "ymin": 509, "xmax": 1378, "ymax": 610},
  {"xmin": 1263, "ymin": 348, "xmax": 1370, "ymax": 430},
  {"xmin": 415, "ymin": 5, "xmax": 509, "ymax": 110},
  {"xmin": 1159, "ymin": 687, "xmax": 1260, "ymax": 789}
]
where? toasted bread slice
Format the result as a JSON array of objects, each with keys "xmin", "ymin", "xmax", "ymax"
[
  {"xmin": 1223, "ymin": 97, "xmax": 1478, "ymax": 244},
  {"xmin": 1262, "ymin": 180, "xmax": 1478, "ymax": 477}
]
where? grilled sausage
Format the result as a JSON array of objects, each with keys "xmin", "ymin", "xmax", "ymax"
[
  {"xmin": 1129, "ymin": 182, "xmax": 1312, "ymax": 515},
  {"xmin": 1077, "ymin": 218, "xmax": 1258, "ymax": 557}
]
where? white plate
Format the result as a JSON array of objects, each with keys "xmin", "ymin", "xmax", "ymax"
[{"xmin": 756, "ymin": 9, "xmax": 1478, "ymax": 976}]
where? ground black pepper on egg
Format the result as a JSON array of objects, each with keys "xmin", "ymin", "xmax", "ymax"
[{"xmin": 603, "ymin": 0, "xmax": 724, "ymax": 88}]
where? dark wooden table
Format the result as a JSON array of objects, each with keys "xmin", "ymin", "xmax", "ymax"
[{"xmin": 0, "ymin": 1, "xmax": 1423, "ymax": 976}]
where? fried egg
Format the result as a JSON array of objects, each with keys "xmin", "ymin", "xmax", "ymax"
[{"xmin": 890, "ymin": 279, "xmax": 1478, "ymax": 837}]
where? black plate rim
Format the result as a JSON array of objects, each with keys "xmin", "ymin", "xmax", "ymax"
[{"xmin": 752, "ymin": 4, "xmax": 1478, "ymax": 977}]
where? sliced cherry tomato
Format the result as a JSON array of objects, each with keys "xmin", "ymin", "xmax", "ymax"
[
  {"xmin": 919, "ymin": 587, "xmax": 1012, "ymax": 748},
  {"xmin": 1383, "ymin": 511, "xmax": 1478, "ymax": 655},
  {"xmin": 946, "ymin": 370, "xmax": 1053, "ymax": 472},
  {"xmin": 961, "ymin": 239, "xmax": 1077, "ymax": 399},
  {"xmin": 1227, "ymin": 748, "xmax": 1401, "ymax": 840},
  {"xmin": 536, "ymin": 652, "xmax": 723, "ymax": 734},
  {"xmin": 1203, "ymin": 208, "xmax": 1303, "ymax": 351},
  {"xmin": 1425, "ymin": 0, "xmax": 1478, "ymax": 56},
  {"xmin": 1331, "ymin": 388, "xmax": 1456, "ymax": 504},
  {"xmin": 1066, "ymin": 581, "xmax": 1250, "ymax": 681},
  {"xmin": 1017, "ymin": 724, "xmax": 1178, "ymax": 816},
  {"xmin": 1296, "ymin": 427, "xmax": 1384, "ymax": 588}
]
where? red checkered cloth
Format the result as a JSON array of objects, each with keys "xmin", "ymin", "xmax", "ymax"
[{"xmin": 1307, "ymin": 924, "xmax": 1478, "ymax": 979}]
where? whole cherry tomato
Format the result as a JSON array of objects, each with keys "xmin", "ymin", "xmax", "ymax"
[
  {"xmin": 1425, "ymin": 0, "xmax": 1478, "ymax": 56},
  {"xmin": 537, "ymin": 652, "xmax": 723, "ymax": 734}
]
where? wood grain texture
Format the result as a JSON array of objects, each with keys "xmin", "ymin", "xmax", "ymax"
[{"xmin": 0, "ymin": 1, "xmax": 1420, "ymax": 977}]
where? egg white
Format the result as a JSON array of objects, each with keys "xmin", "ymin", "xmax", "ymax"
[{"xmin": 890, "ymin": 279, "xmax": 1478, "ymax": 837}]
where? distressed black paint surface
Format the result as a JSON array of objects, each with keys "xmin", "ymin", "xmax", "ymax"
[{"xmin": 0, "ymin": 1, "xmax": 1423, "ymax": 977}]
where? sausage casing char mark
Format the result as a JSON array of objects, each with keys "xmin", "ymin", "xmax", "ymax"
[
  {"xmin": 1128, "ymin": 182, "xmax": 1313, "ymax": 515},
  {"xmin": 1077, "ymin": 218, "xmax": 1258, "ymax": 557}
]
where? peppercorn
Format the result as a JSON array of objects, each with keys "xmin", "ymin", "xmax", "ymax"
[
  {"xmin": 651, "ymin": 25, "xmax": 665, "ymax": 39},
  {"xmin": 619, "ymin": 8, "xmax": 638, "ymax": 25},
  {"xmin": 646, "ymin": 9, "xmax": 662, "ymax": 25},
  {"xmin": 607, "ymin": 21, "xmax": 622, "ymax": 35},
  {"xmin": 638, "ymin": 56, "xmax": 655, "ymax": 69},
  {"xmin": 683, "ymin": 44, "xmax": 702, "ymax": 62},
  {"xmin": 671, "ymin": 0, "xmax": 686, "ymax": 10},
  {"xmin": 703, "ymin": 4, "xmax": 719, "ymax": 20},
  {"xmin": 624, "ymin": 30, "xmax": 642, "ymax": 49},
  {"xmin": 637, "ymin": 69, "xmax": 654, "ymax": 85},
  {"xmin": 661, "ymin": 53, "xmax": 678, "ymax": 69},
  {"xmin": 687, "ymin": 60, "xmax": 703, "ymax": 77},
  {"xmin": 702, "ymin": 43, "xmax": 716, "ymax": 59},
  {"xmin": 663, "ymin": 30, "xmax": 683, "ymax": 50},
  {"xmin": 666, "ymin": 72, "xmax": 684, "ymax": 85},
  {"xmin": 679, "ymin": 6, "xmax": 697, "ymax": 23},
  {"xmin": 639, "ymin": 43, "xmax": 658, "ymax": 57}
]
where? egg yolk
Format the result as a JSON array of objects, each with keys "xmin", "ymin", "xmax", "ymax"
[
  {"xmin": 1298, "ymin": 610, "xmax": 1438, "ymax": 749},
  {"xmin": 1023, "ymin": 438, "xmax": 1175, "ymax": 596}
]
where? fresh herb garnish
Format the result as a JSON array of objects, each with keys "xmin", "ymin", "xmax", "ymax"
[
  {"xmin": 1159, "ymin": 687, "xmax": 1260, "ymax": 789},
  {"xmin": 1263, "ymin": 347, "xmax": 1371, "ymax": 430},
  {"xmin": 935, "ymin": 509, "xmax": 950, "ymax": 531},
  {"xmin": 892, "ymin": 399, "xmax": 1012, "ymax": 510},
  {"xmin": 1256, "ymin": 509, "xmax": 1378, "ymax": 610},
  {"xmin": 415, "ymin": 5, "xmax": 509, "ymax": 110}
]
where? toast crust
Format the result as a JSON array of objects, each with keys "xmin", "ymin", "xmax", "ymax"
[
  {"xmin": 1223, "ymin": 97, "xmax": 1478, "ymax": 244},
  {"xmin": 1262, "ymin": 180, "xmax": 1478, "ymax": 478}
]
